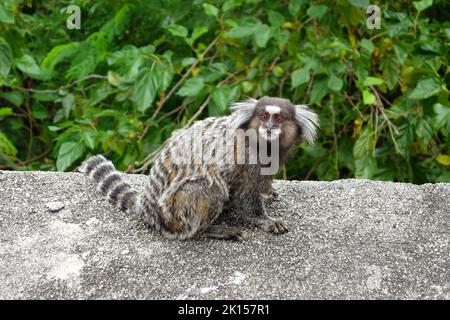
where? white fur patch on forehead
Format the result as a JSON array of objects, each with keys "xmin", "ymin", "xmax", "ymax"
[{"xmin": 265, "ymin": 105, "xmax": 281, "ymax": 114}]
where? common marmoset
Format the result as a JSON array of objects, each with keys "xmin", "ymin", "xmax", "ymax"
[{"xmin": 79, "ymin": 96, "xmax": 319, "ymax": 241}]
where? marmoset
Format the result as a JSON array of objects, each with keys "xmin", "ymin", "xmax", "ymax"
[{"xmin": 79, "ymin": 96, "xmax": 319, "ymax": 241}]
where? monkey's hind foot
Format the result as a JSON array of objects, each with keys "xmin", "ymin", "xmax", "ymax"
[
  {"xmin": 203, "ymin": 225, "xmax": 249, "ymax": 241},
  {"xmin": 257, "ymin": 217, "xmax": 288, "ymax": 235},
  {"xmin": 261, "ymin": 189, "xmax": 280, "ymax": 204}
]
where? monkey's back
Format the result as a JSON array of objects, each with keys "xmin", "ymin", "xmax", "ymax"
[{"xmin": 143, "ymin": 115, "xmax": 233, "ymax": 202}]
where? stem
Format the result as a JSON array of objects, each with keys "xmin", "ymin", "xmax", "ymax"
[{"xmin": 14, "ymin": 74, "xmax": 106, "ymax": 93}]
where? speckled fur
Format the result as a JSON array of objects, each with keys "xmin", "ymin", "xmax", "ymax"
[{"xmin": 79, "ymin": 96, "xmax": 319, "ymax": 240}]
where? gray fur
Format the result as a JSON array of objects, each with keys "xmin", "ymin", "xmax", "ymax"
[
  {"xmin": 294, "ymin": 105, "xmax": 320, "ymax": 145},
  {"xmin": 80, "ymin": 96, "xmax": 319, "ymax": 240}
]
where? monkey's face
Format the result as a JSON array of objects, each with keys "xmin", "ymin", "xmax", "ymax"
[
  {"xmin": 248, "ymin": 99, "xmax": 299, "ymax": 147},
  {"xmin": 232, "ymin": 96, "xmax": 319, "ymax": 148}
]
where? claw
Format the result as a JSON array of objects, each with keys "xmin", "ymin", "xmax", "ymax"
[
  {"xmin": 261, "ymin": 190, "xmax": 280, "ymax": 204},
  {"xmin": 258, "ymin": 217, "xmax": 288, "ymax": 235}
]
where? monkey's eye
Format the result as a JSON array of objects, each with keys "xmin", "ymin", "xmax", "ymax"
[
  {"xmin": 259, "ymin": 112, "xmax": 269, "ymax": 121},
  {"xmin": 273, "ymin": 113, "xmax": 284, "ymax": 123}
]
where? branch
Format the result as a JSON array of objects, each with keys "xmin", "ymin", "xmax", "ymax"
[
  {"xmin": 14, "ymin": 74, "xmax": 107, "ymax": 94},
  {"xmin": 184, "ymin": 94, "xmax": 212, "ymax": 128}
]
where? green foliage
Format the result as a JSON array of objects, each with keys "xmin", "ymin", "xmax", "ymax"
[{"xmin": 0, "ymin": 0, "xmax": 449, "ymax": 184}]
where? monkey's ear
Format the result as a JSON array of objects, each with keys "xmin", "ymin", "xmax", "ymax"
[
  {"xmin": 230, "ymin": 98, "xmax": 258, "ymax": 130},
  {"xmin": 294, "ymin": 105, "xmax": 319, "ymax": 145}
]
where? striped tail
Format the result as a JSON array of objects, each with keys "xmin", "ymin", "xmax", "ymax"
[{"xmin": 78, "ymin": 155, "xmax": 138, "ymax": 214}]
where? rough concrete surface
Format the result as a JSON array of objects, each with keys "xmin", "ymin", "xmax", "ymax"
[{"xmin": 0, "ymin": 170, "xmax": 449, "ymax": 299}]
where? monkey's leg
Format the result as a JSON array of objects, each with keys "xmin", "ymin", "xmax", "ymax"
[
  {"xmin": 261, "ymin": 188, "xmax": 280, "ymax": 203},
  {"xmin": 159, "ymin": 178, "xmax": 247, "ymax": 241},
  {"xmin": 234, "ymin": 191, "xmax": 288, "ymax": 235},
  {"xmin": 259, "ymin": 176, "xmax": 279, "ymax": 203},
  {"xmin": 203, "ymin": 225, "xmax": 248, "ymax": 241}
]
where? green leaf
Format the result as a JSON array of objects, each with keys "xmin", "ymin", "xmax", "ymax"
[
  {"xmin": 133, "ymin": 65, "xmax": 162, "ymax": 112},
  {"xmin": 99, "ymin": 4, "xmax": 131, "ymax": 37},
  {"xmin": 0, "ymin": 37, "xmax": 13, "ymax": 77},
  {"xmin": 0, "ymin": 91, "xmax": 23, "ymax": 106},
  {"xmin": 226, "ymin": 25, "xmax": 256, "ymax": 38},
  {"xmin": 254, "ymin": 24, "xmax": 271, "ymax": 48},
  {"xmin": 241, "ymin": 81, "xmax": 253, "ymax": 93},
  {"xmin": 354, "ymin": 126, "xmax": 375, "ymax": 159},
  {"xmin": 62, "ymin": 94, "xmax": 75, "ymax": 118},
  {"xmin": 203, "ymin": 3, "xmax": 219, "ymax": 17},
  {"xmin": 360, "ymin": 39, "xmax": 374, "ymax": 54},
  {"xmin": 56, "ymin": 141, "xmax": 85, "ymax": 171},
  {"xmin": 355, "ymin": 154, "xmax": 377, "ymax": 179},
  {"xmin": 409, "ymin": 77, "xmax": 442, "ymax": 100},
  {"xmin": 353, "ymin": 126, "xmax": 376, "ymax": 179},
  {"xmin": 291, "ymin": 66, "xmax": 310, "ymax": 88},
  {"xmin": 274, "ymin": 29, "xmax": 289, "ymax": 46},
  {"xmin": 0, "ymin": 107, "xmax": 13, "ymax": 117},
  {"xmin": 347, "ymin": 0, "xmax": 369, "ymax": 8},
  {"xmin": 167, "ymin": 24, "xmax": 188, "ymax": 38},
  {"xmin": 394, "ymin": 123, "xmax": 414, "ymax": 157},
  {"xmin": 182, "ymin": 57, "xmax": 197, "ymax": 67},
  {"xmin": 272, "ymin": 66, "xmax": 284, "ymax": 77},
  {"xmin": 433, "ymin": 103, "xmax": 450, "ymax": 128},
  {"xmin": 48, "ymin": 126, "xmax": 62, "ymax": 132},
  {"xmin": 413, "ymin": 0, "xmax": 433, "ymax": 12},
  {"xmin": 40, "ymin": 42, "xmax": 79, "ymax": 80},
  {"xmin": 212, "ymin": 87, "xmax": 233, "ymax": 112},
  {"xmin": 436, "ymin": 154, "xmax": 450, "ymax": 166},
  {"xmin": 177, "ymin": 77, "xmax": 205, "ymax": 97},
  {"xmin": 363, "ymin": 76, "xmax": 384, "ymax": 87},
  {"xmin": 81, "ymin": 131, "xmax": 95, "ymax": 150},
  {"xmin": 415, "ymin": 118, "xmax": 433, "ymax": 144},
  {"xmin": 381, "ymin": 56, "xmax": 400, "ymax": 90},
  {"xmin": 14, "ymin": 54, "xmax": 41, "ymax": 79},
  {"xmin": 190, "ymin": 27, "xmax": 209, "ymax": 44},
  {"xmin": 268, "ymin": 10, "xmax": 285, "ymax": 28},
  {"xmin": 0, "ymin": 131, "xmax": 17, "ymax": 156},
  {"xmin": 161, "ymin": 68, "xmax": 173, "ymax": 91},
  {"xmin": 32, "ymin": 92, "xmax": 59, "ymax": 102},
  {"xmin": 307, "ymin": 5, "xmax": 328, "ymax": 19},
  {"xmin": 0, "ymin": 0, "xmax": 15, "ymax": 24},
  {"xmin": 362, "ymin": 90, "xmax": 376, "ymax": 105},
  {"xmin": 437, "ymin": 171, "xmax": 450, "ymax": 183},
  {"xmin": 31, "ymin": 104, "xmax": 48, "ymax": 120},
  {"xmin": 66, "ymin": 42, "xmax": 98, "ymax": 81},
  {"xmin": 328, "ymin": 74, "xmax": 343, "ymax": 92},
  {"xmin": 289, "ymin": 0, "xmax": 303, "ymax": 16},
  {"xmin": 107, "ymin": 71, "xmax": 124, "ymax": 87},
  {"xmin": 309, "ymin": 77, "xmax": 328, "ymax": 103},
  {"xmin": 394, "ymin": 44, "xmax": 408, "ymax": 65}
]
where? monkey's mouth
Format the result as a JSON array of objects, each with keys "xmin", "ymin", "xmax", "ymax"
[{"xmin": 259, "ymin": 127, "xmax": 281, "ymax": 141}]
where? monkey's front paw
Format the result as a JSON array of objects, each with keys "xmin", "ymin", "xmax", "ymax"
[{"xmin": 258, "ymin": 217, "xmax": 288, "ymax": 235}]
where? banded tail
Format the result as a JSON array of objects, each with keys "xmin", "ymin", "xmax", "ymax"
[{"xmin": 79, "ymin": 155, "xmax": 138, "ymax": 213}]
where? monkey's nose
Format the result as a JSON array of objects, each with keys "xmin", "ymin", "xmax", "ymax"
[{"xmin": 264, "ymin": 126, "xmax": 277, "ymax": 132}]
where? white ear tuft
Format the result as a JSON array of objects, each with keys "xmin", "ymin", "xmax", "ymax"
[
  {"xmin": 230, "ymin": 98, "xmax": 258, "ymax": 130},
  {"xmin": 294, "ymin": 105, "xmax": 319, "ymax": 145}
]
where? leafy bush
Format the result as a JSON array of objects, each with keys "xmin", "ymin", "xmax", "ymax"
[{"xmin": 0, "ymin": 0, "xmax": 449, "ymax": 183}]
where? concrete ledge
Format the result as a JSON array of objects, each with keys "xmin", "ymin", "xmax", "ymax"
[{"xmin": 0, "ymin": 170, "xmax": 449, "ymax": 299}]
